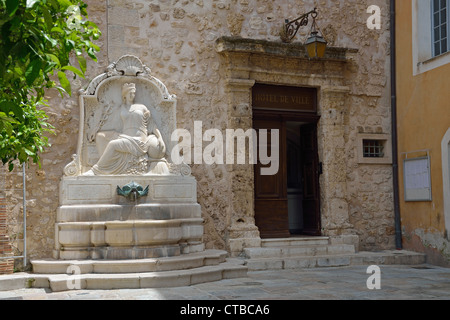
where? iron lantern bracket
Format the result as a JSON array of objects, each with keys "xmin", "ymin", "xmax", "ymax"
[{"xmin": 282, "ymin": 8, "xmax": 318, "ymax": 43}]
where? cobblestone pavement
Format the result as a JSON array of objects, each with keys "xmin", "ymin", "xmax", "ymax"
[{"xmin": 1, "ymin": 264, "xmax": 449, "ymax": 301}]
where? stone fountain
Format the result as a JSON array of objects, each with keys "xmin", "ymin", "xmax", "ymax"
[
  {"xmin": 53, "ymin": 55, "xmax": 203, "ymax": 260},
  {"xmin": 29, "ymin": 55, "xmax": 246, "ymax": 291}
]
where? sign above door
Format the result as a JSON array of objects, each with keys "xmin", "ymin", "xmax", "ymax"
[{"xmin": 252, "ymin": 84, "xmax": 317, "ymax": 113}]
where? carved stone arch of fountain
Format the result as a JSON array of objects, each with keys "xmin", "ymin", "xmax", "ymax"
[{"xmin": 64, "ymin": 55, "xmax": 178, "ymax": 176}]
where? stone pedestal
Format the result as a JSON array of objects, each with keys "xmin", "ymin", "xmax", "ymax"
[{"xmin": 54, "ymin": 175, "xmax": 203, "ymax": 260}]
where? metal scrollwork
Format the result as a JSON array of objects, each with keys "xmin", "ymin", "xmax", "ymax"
[{"xmin": 281, "ymin": 8, "xmax": 318, "ymax": 43}]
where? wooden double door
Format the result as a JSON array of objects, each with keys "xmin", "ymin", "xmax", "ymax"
[{"xmin": 253, "ymin": 113, "xmax": 321, "ymax": 238}]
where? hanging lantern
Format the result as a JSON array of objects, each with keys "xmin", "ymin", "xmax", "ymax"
[{"xmin": 305, "ymin": 30, "xmax": 327, "ymax": 59}]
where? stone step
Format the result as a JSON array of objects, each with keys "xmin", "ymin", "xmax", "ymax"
[
  {"xmin": 261, "ymin": 236, "xmax": 330, "ymax": 247},
  {"xmin": 32, "ymin": 249, "xmax": 228, "ymax": 274},
  {"xmin": 3, "ymin": 260, "xmax": 247, "ymax": 292},
  {"xmin": 244, "ymin": 244, "xmax": 355, "ymax": 259},
  {"xmin": 244, "ymin": 250, "xmax": 426, "ymax": 271}
]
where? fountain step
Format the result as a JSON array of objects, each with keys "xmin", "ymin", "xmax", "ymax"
[
  {"xmin": 32, "ymin": 250, "xmax": 228, "ymax": 274},
  {"xmin": 9, "ymin": 259, "xmax": 247, "ymax": 292}
]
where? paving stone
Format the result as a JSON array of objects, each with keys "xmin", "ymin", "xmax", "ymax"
[{"xmin": 1, "ymin": 264, "xmax": 449, "ymax": 300}]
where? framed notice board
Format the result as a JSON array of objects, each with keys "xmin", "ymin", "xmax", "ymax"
[{"xmin": 403, "ymin": 156, "xmax": 432, "ymax": 202}]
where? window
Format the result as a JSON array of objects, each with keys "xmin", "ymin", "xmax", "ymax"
[
  {"xmin": 432, "ymin": 0, "xmax": 450, "ymax": 56},
  {"xmin": 363, "ymin": 140, "xmax": 385, "ymax": 158},
  {"xmin": 412, "ymin": 0, "xmax": 450, "ymax": 75},
  {"xmin": 357, "ymin": 134, "xmax": 392, "ymax": 165}
]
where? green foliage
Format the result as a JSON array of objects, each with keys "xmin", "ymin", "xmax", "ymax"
[{"xmin": 0, "ymin": 0, "xmax": 101, "ymax": 170}]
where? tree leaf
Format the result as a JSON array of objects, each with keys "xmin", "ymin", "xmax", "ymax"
[
  {"xmin": 61, "ymin": 65, "xmax": 85, "ymax": 78},
  {"xmin": 0, "ymin": 112, "xmax": 16, "ymax": 135},
  {"xmin": 0, "ymin": 101, "xmax": 23, "ymax": 120},
  {"xmin": 46, "ymin": 53, "xmax": 61, "ymax": 68},
  {"xmin": 43, "ymin": 33, "xmax": 58, "ymax": 47},
  {"xmin": 0, "ymin": 111, "xmax": 17, "ymax": 123},
  {"xmin": 57, "ymin": 71, "xmax": 71, "ymax": 96},
  {"xmin": 57, "ymin": 0, "xmax": 73, "ymax": 10},
  {"xmin": 54, "ymin": 86, "xmax": 65, "ymax": 98},
  {"xmin": 77, "ymin": 55, "xmax": 86, "ymax": 74},
  {"xmin": 25, "ymin": 59, "xmax": 43, "ymax": 86},
  {"xmin": 47, "ymin": 0, "xmax": 59, "ymax": 10},
  {"xmin": 65, "ymin": 39, "xmax": 75, "ymax": 51},
  {"xmin": 26, "ymin": 0, "xmax": 40, "ymax": 8},
  {"xmin": 24, "ymin": 148, "xmax": 35, "ymax": 156},
  {"xmin": 87, "ymin": 47, "xmax": 97, "ymax": 61},
  {"xmin": 0, "ymin": 102, "xmax": 11, "ymax": 113},
  {"xmin": 51, "ymin": 26, "xmax": 64, "ymax": 34},
  {"xmin": 42, "ymin": 6, "xmax": 54, "ymax": 31},
  {"xmin": 6, "ymin": 0, "xmax": 19, "ymax": 16}
]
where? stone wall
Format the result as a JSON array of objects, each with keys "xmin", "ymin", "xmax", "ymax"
[
  {"xmin": 1, "ymin": 168, "xmax": 13, "ymax": 274},
  {"xmin": 5, "ymin": 0, "xmax": 394, "ymax": 262},
  {"xmin": 0, "ymin": 198, "xmax": 14, "ymax": 274}
]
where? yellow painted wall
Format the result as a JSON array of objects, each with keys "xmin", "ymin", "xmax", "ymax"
[{"xmin": 396, "ymin": 1, "xmax": 450, "ymax": 265}]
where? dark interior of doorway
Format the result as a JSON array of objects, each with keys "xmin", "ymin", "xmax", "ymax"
[
  {"xmin": 286, "ymin": 121, "xmax": 305, "ymax": 235},
  {"xmin": 287, "ymin": 121, "xmax": 322, "ymax": 236}
]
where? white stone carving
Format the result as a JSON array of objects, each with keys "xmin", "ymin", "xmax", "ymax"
[
  {"xmin": 63, "ymin": 154, "xmax": 79, "ymax": 177},
  {"xmin": 65, "ymin": 54, "xmax": 189, "ymax": 176}
]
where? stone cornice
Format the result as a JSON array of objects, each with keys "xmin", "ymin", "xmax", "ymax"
[{"xmin": 215, "ymin": 36, "xmax": 357, "ymax": 62}]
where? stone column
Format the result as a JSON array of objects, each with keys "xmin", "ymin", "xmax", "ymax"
[
  {"xmin": 224, "ymin": 78, "xmax": 261, "ymax": 256},
  {"xmin": 318, "ymin": 86, "xmax": 359, "ymax": 249}
]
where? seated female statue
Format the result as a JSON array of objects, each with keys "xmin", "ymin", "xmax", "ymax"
[{"xmin": 84, "ymin": 82, "xmax": 169, "ymax": 175}]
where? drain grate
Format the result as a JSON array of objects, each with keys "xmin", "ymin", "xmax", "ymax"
[{"xmin": 411, "ymin": 266, "xmax": 434, "ymax": 270}]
